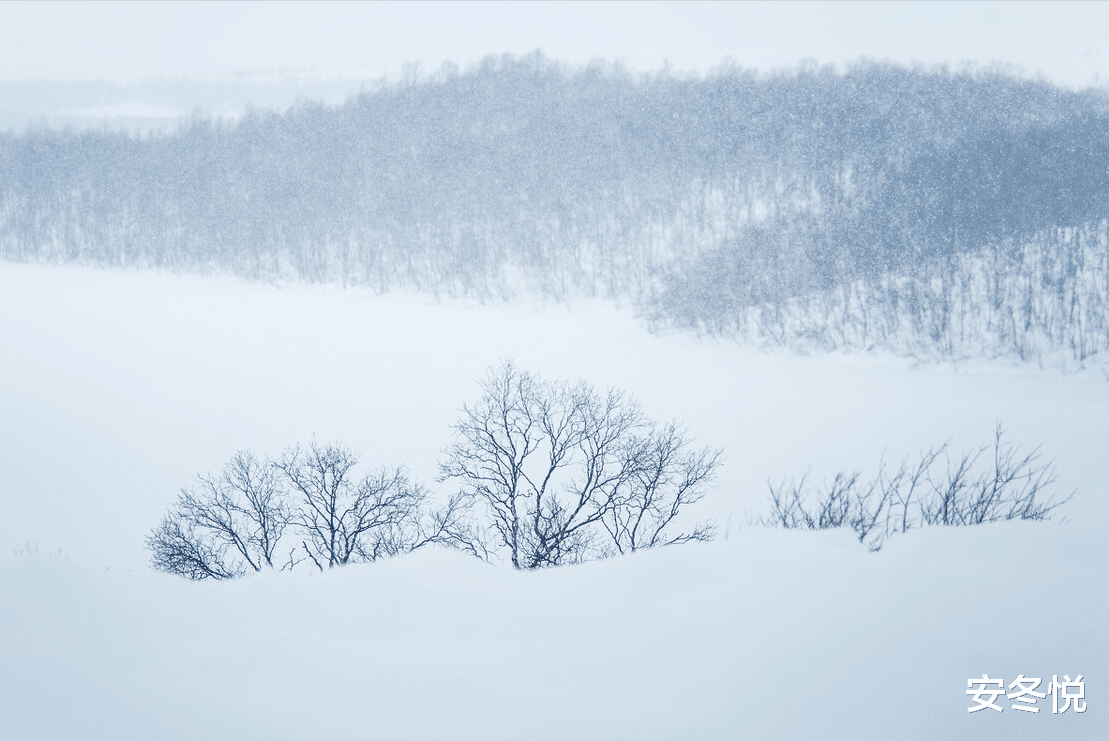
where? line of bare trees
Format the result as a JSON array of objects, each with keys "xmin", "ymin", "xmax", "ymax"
[
  {"xmin": 761, "ymin": 425, "xmax": 1071, "ymax": 551},
  {"xmin": 146, "ymin": 444, "xmax": 480, "ymax": 579},
  {"xmin": 148, "ymin": 361, "xmax": 721, "ymax": 579},
  {"xmin": 149, "ymin": 364, "xmax": 1073, "ymax": 579},
  {"xmin": 647, "ymin": 221, "xmax": 1109, "ymax": 372}
]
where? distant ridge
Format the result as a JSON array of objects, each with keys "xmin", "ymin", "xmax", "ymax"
[{"xmin": 2, "ymin": 54, "xmax": 1107, "ymax": 367}]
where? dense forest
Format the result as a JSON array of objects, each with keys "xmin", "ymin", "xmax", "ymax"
[{"xmin": 2, "ymin": 53, "xmax": 1108, "ymax": 366}]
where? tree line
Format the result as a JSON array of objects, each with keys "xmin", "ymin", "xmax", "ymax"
[
  {"xmin": 646, "ymin": 222, "xmax": 1109, "ymax": 368},
  {"xmin": 149, "ymin": 362, "xmax": 720, "ymax": 578},
  {"xmin": 149, "ymin": 364, "xmax": 1072, "ymax": 578},
  {"xmin": 4, "ymin": 54, "xmax": 1107, "ymax": 364}
]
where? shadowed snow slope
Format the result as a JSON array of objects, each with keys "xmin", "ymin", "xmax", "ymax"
[{"xmin": 0, "ymin": 263, "xmax": 1105, "ymax": 738}]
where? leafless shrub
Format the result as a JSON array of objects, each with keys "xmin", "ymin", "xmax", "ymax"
[
  {"xmin": 147, "ymin": 451, "xmax": 290, "ymax": 580},
  {"xmin": 762, "ymin": 425, "xmax": 1071, "ymax": 551},
  {"xmin": 601, "ymin": 422, "xmax": 720, "ymax": 554},
  {"xmin": 917, "ymin": 426, "xmax": 1066, "ymax": 527},
  {"xmin": 408, "ymin": 492, "xmax": 494, "ymax": 561},
  {"xmin": 275, "ymin": 442, "xmax": 432, "ymax": 571},
  {"xmin": 149, "ymin": 443, "xmax": 477, "ymax": 579},
  {"xmin": 439, "ymin": 361, "xmax": 720, "ymax": 568}
]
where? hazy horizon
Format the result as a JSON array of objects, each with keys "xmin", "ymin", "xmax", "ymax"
[{"xmin": 0, "ymin": 1, "xmax": 1106, "ymax": 89}]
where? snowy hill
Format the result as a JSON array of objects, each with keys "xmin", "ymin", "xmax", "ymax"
[
  {"xmin": 2, "ymin": 524, "xmax": 1103, "ymax": 740},
  {"xmin": 4, "ymin": 60, "xmax": 1109, "ymax": 368}
]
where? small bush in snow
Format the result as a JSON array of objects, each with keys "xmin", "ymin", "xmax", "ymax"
[{"xmin": 762, "ymin": 425, "xmax": 1071, "ymax": 550}]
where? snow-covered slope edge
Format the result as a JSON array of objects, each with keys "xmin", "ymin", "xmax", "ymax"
[{"xmin": 1, "ymin": 521, "xmax": 1103, "ymax": 741}]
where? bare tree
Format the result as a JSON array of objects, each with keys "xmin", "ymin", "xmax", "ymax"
[
  {"xmin": 601, "ymin": 422, "xmax": 720, "ymax": 554},
  {"xmin": 407, "ymin": 492, "xmax": 493, "ymax": 561},
  {"xmin": 275, "ymin": 442, "xmax": 428, "ymax": 571},
  {"xmin": 148, "ymin": 441, "xmax": 484, "ymax": 579},
  {"xmin": 147, "ymin": 451, "xmax": 290, "ymax": 580},
  {"xmin": 147, "ymin": 519, "xmax": 240, "ymax": 580},
  {"xmin": 439, "ymin": 361, "xmax": 720, "ymax": 568}
]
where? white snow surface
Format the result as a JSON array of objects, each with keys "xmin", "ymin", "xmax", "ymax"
[{"xmin": 1, "ymin": 263, "xmax": 1105, "ymax": 739}]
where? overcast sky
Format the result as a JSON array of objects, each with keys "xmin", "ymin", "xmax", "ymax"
[{"xmin": 0, "ymin": 1, "xmax": 1106, "ymax": 89}]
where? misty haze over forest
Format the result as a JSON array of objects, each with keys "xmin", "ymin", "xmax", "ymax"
[{"xmin": 3, "ymin": 54, "xmax": 1107, "ymax": 369}]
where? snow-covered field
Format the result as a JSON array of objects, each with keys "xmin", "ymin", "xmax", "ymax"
[{"xmin": 1, "ymin": 263, "xmax": 1105, "ymax": 739}]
